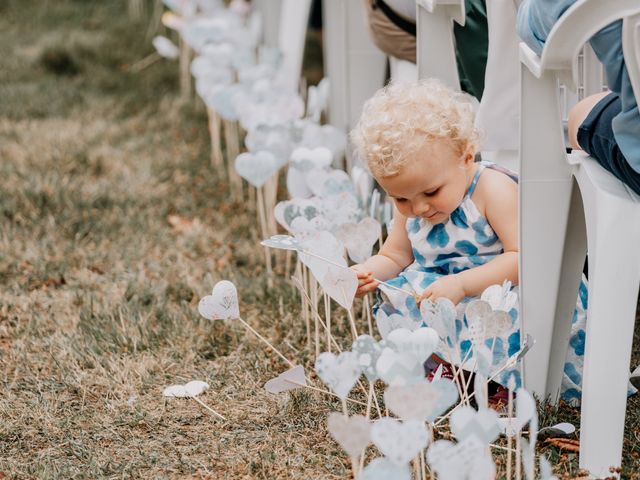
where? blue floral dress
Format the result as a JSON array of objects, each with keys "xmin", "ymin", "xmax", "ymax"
[{"xmin": 374, "ymin": 162, "xmax": 590, "ymax": 404}]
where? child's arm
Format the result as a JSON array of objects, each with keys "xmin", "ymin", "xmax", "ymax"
[
  {"xmin": 353, "ymin": 208, "xmax": 414, "ymax": 296},
  {"xmin": 422, "ymin": 170, "xmax": 518, "ymax": 304}
]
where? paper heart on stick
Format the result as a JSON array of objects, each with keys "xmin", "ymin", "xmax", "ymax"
[
  {"xmin": 465, "ymin": 300, "xmax": 513, "ymax": 339},
  {"xmin": 307, "ymin": 168, "xmax": 355, "ymax": 198},
  {"xmin": 335, "ymin": 217, "xmax": 381, "ymax": 264},
  {"xmin": 289, "ymin": 215, "xmax": 330, "ymax": 235},
  {"xmin": 290, "ymin": 147, "xmax": 333, "ymax": 172},
  {"xmin": 481, "ymin": 281, "xmax": 518, "ymax": 312},
  {"xmin": 370, "ymin": 418, "xmax": 428, "ymax": 466},
  {"xmin": 317, "ymin": 191, "xmax": 361, "ymax": 228},
  {"xmin": 234, "ymin": 151, "xmax": 280, "ymax": 188},
  {"xmin": 387, "ymin": 327, "xmax": 439, "ymax": 364},
  {"xmin": 245, "ymin": 123, "xmax": 292, "ymax": 164},
  {"xmin": 327, "ymin": 412, "xmax": 370, "ymax": 458},
  {"xmin": 351, "ymin": 335, "xmax": 383, "ymax": 381},
  {"xmin": 376, "ymin": 347, "xmax": 424, "ymax": 387},
  {"xmin": 420, "ymin": 297, "xmax": 458, "ymax": 343},
  {"xmin": 351, "ymin": 166, "xmax": 373, "ymax": 206},
  {"xmin": 286, "ymin": 168, "xmax": 312, "ymax": 199},
  {"xmin": 274, "ymin": 198, "xmax": 324, "ymax": 234},
  {"xmin": 198, "ymin": 280, "xmax": 239, "ymax": 320},
  {"xmin": 450, "ymin": 406, "xmax": 501, "ymax": 445},
  {"xmin": 320, "ymin": 266, "xmax": 358, "ymax": 310},
  {"xmin": 264, "ymin": 365, "xmax": 307, "ymax": 394},
  {"xmin": 261, "ymin": 235, "xmax": 301, "ymax": 251},
  {"xmin": 298, "ymin": 231, "xmax": 346, "ymax": 282},
  {"xmin": 497, "ymin": 388, "xmax": 536, "ymax": 437},
  {"xmin": 427, "ymin": 438, "xmax": 495, "ymax": 480},
  {"xmin": 384, "ymin": 379, "xmax": 458, "ymax": 422},
  {"xmin": 152, "ymin": 36, "xmax": 180, "ymax": 59},
  {"xmin": 360, "ymin": 458, "xmax": 411, "ymax": 480},
  {"xmin": 315, "ymin": 351, "xmax": 362, "ymax": 399},
  {"xmin": 375, "ymin": 309, "xmax": 421, "ymax": 339},
  {"xmin": 163, "ymin": 380, "xmax": 209, "ymax": 398}
]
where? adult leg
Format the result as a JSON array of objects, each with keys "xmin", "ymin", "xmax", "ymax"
[{"xmin": 567, "ymin": 91, "xmax": 610, "ymax": 150}]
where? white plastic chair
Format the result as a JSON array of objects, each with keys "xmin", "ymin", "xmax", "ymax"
[
  {"xmin": 415, "ymin": 0, "xmax": 465, "ymax": 89},
  {"xmin": 322, "ymin": 0, "xmax": 387, "ymax": 132},
  {"xmin": 389, "ymin": 56, "xmax": 418, "ymax": 84},
  {"xmin": 277, "ymin": 0, "xmax": 312, "ymax": 93},
  {"xmin": 519, "ymin": 0, "xmax": 640, "ymax": 476}
]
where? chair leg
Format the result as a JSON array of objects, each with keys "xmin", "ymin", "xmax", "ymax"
[
  {"xmin": 578, "ymin": 206, "xmax": 640, "ymax": 477},
  {"xmin": 545, "ymin": 181, "xmax": 588, "ymax": 399}
]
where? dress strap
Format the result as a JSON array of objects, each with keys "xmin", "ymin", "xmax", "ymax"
[{"xmin": 466, "ymin": 163, "xmax": 486, "ymax": 197}]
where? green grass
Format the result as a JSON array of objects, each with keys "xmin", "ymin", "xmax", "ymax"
[{"xmin": 0, "ymin": 1, "xmax": 639, "ymax": 478}]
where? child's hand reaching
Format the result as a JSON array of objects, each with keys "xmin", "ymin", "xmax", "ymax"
[
  {"xmin": 419, "ymin": 274, "xmax": 466, "ymax": 305},
  {"xmin": 351, "ymin": 264, "xmax": 379, "ymax": 297}
]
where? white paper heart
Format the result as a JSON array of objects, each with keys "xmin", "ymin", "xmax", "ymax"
[
  {"xmin": 289, "ymin": 215, "xmax": 330, "ymax": 235},
  {"xmin": 286, "ymin": 168, "xmax": 312, "ymax": 199},
  {"xmin": 360, "ymin": 458, "xmax": 411, "ymax": 480},
  {"xmin": 351, "ymin": 335, "xmax": 383, "ymax": 381},
  {"xmin": 376, "ymin": 347, "xmax": 424, "ymax": 386},
  {"xmin": 450, "ymin": 406, "xmax": 501, "ymax": 445},
  {"xmin": 375, "ymin": 309, "xmax": 421, "ymax": 339},
  {"xmin": 420, "ymin": 297, "xmax": 458, "ymax": 343},
  {"xmin": 307, "ymin": 168, "xmax": 355, "ymax": 198},
  {"xmin": 274, "ymin": 198, "xmax": 324, "ymax": 234},
  {"xmin": 152, "ymin": 36, "xmax": 180, "ymax": 59},
  {"xmin": 387, "ymin": 327, "xmax": 439, "ymax": 364},
  {"xmin": 327, "ymin": 412, "xmax": 370, "ymax": 458},
  {"xmin": 427, "ymin": 437, "xmax": 492, "ymax": 479},
  {"xmin": 317, "ymin": 191, "xmax": 362, "ymax": 228},
  {"xmin": 384, "ymin": 379, "xmax": 459, "ymax": 422},
  {"xmin": 320, "ymin": 266, "xmax": 358, "ymax": 310},
  {"xmin": 481, "ymin": 281, "xmax": 518, "ymax": 312},
  {"xmin": 244, "ymin": 123, "xmax": 292, "ymax": 164},
  {"xmin": 208, "ymin": 84, "xmax": 243, "ymax": 120},
  {"xmin": 351, "ymin": 166, "xmax": 373, "ymax": 207},
  {"xmin": 335, "ymin": 218, "xmax": 381, "ymax": 264},
  {"xmin": 537, "ymin": 422, "xmax": 575, "ymax": 438},
  {"xmin": 539, "ymin": 455, "xmax": 559, "ymax": 480},
  {"xmin": 370, "ymin": 418, "xmax": 428, "ymax": 466},
  {"xmin": 234, "ymin": 151, "xmax": 280, "ymax": 188},
  {"xmin": 198, "ymin": 280, "xmax": 239, "ymax": 320},
  {"xmin": 264, "ymin": 365, "xmax": 307, "ymax": 394},
  {"xmin": 163, "ymin": 380, "xmax": 209, "ymax": 398},
  {"xmin": 315, "ymin": 351, "xmax": 362, "ymax": 399},
  {"xmin": 298, "ymin": 231, "xmax": 346, "ymax": 282},
  {"xmin": 290, "ymin": 147, "xmax": 333, "ymax": 172},
  {"xmin": 261, "ymin": 235, "xmax": 301, "ymax": 251}
]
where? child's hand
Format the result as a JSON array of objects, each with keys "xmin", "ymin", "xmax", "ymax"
[
  {"xmin": 351, "ymin": 264, "xmax": 379, "ymax": 297},
  {"xmin": 420, "ymin": 275, "xmax": 466, "ymax": 305}
]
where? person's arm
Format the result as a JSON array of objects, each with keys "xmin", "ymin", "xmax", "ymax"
[
  {"xmin": 353, "ymin": 207, "xmax": 414, "ymax": 296},
  {"xmin": 421, "ymin": 170, "xmax": 518, "ymax": 304},
  {"xmin": 516, "ymin": 0, "xmax": 575, "ymax": 56}
]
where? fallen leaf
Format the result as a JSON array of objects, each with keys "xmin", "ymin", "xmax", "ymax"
[
  {"xmin": 167, "ymin": 214, "xmax": 201, "ymax": 234},
  {"xmin": 543, "ymin": 437, "xmax": 580, "ymax": 453}
]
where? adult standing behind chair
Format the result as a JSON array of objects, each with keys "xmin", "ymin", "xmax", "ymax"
[
  {"xmin": 517, "ymin": 0, "xmax": 640, "ymax": 195},
  {"xmin": 362, "ymin": 0, "xmax": 489, "ymax": 100}
]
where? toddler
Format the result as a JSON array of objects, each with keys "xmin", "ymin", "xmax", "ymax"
[{"xmin": 350, "ymin": 79, "xmax": 588, "ymax": 404}]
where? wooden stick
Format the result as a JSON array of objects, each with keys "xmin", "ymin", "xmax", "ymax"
[
  {"xmin": 312, "ymin": 275, "xmax": 319, "ymax": 357},
  {"xmin": 179, "ymin": 37, "xmax": 191, "ymax": 99},
  {"xmin": 343, "ymin": 287, "xmax": 359, "ymax": 341},
  {"xmin": 324, "ymin": 293, "xmax": 331, "ymax": 353},
  {"xmin": 364, "ymin": 295, "xmax": 374, "ymax": 336},
  {"xmin": 301, "ymin": 264, "xmax": 311, "ymax": 349},
  {"xmin": 223, "ymin": 120, "xmax": 243, "ymax": 201},
  {"xmin": 507, "ymin": 386, "xmax": 513, "ymax": 479},
  {"xmin": 283, "ymin": 379, "xmax": 367, "ymax": 407},
  {"xmin": 342, "ymin": 398, "xmax": 349, "ymax": 416},
  {"xmin": 237, "ymin": 316, "xmax": 293, "ymax": 368},
  {"xmin": 191, "ymin": 396, "xmax": 226, "ymax": 421},
  {"xmin": 129, "ymin": 52, "xmax": 161, "ymax": 73},
  {"xmin": 207, "ymin": 109, "xmax": 224, "ymax": 167},
  {"xmin": 256, "ymin": 187, "xmax": 274, "ymax": 284}
]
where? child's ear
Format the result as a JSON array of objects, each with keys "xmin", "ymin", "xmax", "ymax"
[{"xmin": 462, "ymin": 143, "xmax": 476, "ymax": 166}]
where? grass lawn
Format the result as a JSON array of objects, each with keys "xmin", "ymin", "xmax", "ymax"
[{"xmin": 1, "ymin": 1, "xmax": 639, "ymax": 478}]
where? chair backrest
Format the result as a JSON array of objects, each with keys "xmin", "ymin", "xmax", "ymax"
[
  {"xmin": 254, "ymin": 0, "xmax": 283, "ymax": 47},
  {"xmin": 389, "ymin": 56, "xmax": 419, "ymax": 84},
  {"xmin": 415, "ymin": 0, "xmax": 465, "ymax": 88}
]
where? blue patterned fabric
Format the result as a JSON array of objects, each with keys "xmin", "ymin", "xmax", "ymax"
[{"xmin": 374, "ymin": 162, "xmax": 591, "ymax": 403}]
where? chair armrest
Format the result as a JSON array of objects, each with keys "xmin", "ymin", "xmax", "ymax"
[
  {"xmin": 622, "ymin": 13, "xmax": 640, "ymax": 105},
  {"xmin": 522, "ymin": 0, "xmax": 640, "ymax": 91},
  {"xmin": 416, "ymin": 0, "xmax": 465, "ymax": 26}
]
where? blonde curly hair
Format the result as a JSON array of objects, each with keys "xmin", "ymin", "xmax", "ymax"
[{"xmin": 351, "ymin": 78, "xmax": 480, "ymax": 178}]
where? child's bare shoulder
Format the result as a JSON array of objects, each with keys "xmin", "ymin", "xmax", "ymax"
[{"xmin": 471, "ymin": 166, "xmax": 517, "ymax": 215}]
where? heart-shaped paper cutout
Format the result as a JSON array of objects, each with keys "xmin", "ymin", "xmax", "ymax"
[
  {"xmin": 450, "ymin": 406, "xmax": 501, "ymax": 445},
  {"xmin": 351, "ymin": 335, "xmax": 383, "ymax": 381},
  {"xmin": 261, "ymin": 235, "xmax": 301, "ymax": 251},
  {"xmin": 274, "ymin": 198, "xmax": 324, "ymax": 234},
  {"xmin": 234, "ymin": 151, "xmax": 280, "ymax": 188},
  {"xmin": 327, "ymin": 412, "xmax": 370, "ymax": 458},
  {"xmin": 290, "ymin": 147, "xmax": 333, "ymax": 172},
  {"xmin": 286, "ymin": 168, "xmax": 313, "ymax": 199},
  {"xmin": 317, "ymin": 191, "xmax": 362, "ymax": 228},
  {"xmin": 427, "ymin": 438, "xmax": 495, "ymax": 480},
  {"xmin": 351, "ymin": 166, "xmax": 373, "ymax": 206},
  {"xmin": 264, "ymin": 365, "xmax": 307, "ymax": 394},
  {"xmin": 298, "ymin": 231, "xmax": 346, "ymax": 282},
  {"xmin": 376, "ymin": 347, "xmax": 424, "ymax": 386},
  {"xmin": 375, "ymin": 309, "xmax": 421, "ymax": 339},
  {"xmin": 198, "ymin": 280, "xmax": 239, "ymax": 320},
  {"xmin": 481, "ymin": 281, "xmax": 517, "ymax": 312},
  {"xmin": 289, "ymin": 215, "xmax": 330, "ymax": 235},
  {"xmin": 315, "ymin": 351, "xmax": 362, "ymax": 399},
  {"xmin": 384, "ymin": 379, "xmax": 458, "ymax": 422},
  {"xmin": 335, "ymin": 218, "xmax": 381, "ymax": 264},
  {"xmin": 244, "ymin": 123, "xmax": 292, "ymax": 164},
  {"xmin": 320, "ymin": 266, "xmax": 358, "ymax": 310},
  {"xmin": 370, "ymin": 418, "xmax": 428, "ymax": 466},
  {"xmin": 152, "ymin": 36, "xmax": 180, "ymax": 59},
  {"xmin": 307, "ymin": 168, "xmax": 355, "ymax": 198},
  {"xmin": 163, "ymin": 380, "xmax": 209, "ymax": 398},
  {"xmin": 387, "ymin": 327, "xmax": 439, "ymax": 364},
  {"xmin": 360, "ymin": 458, "xmax": 411, "ymax": 480},
  {"xmin": 420, "ymin": 297, "xmax": 458, "ymax": 343},
  {"xmin": 537, "ymin": 422, "xmax": 575, "ymax": 438}
]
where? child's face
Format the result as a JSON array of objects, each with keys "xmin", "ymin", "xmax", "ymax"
[{"xmin": 377, "ymin": 140, "xmax": 475, "ymax": 224}]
